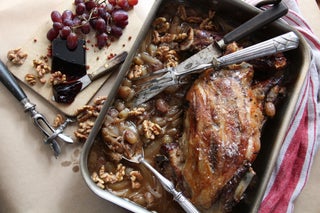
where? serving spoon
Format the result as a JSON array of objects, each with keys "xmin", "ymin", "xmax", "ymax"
[{"xmin": 122, "ymin": 148, "xmax": 200, "ymax": 213}]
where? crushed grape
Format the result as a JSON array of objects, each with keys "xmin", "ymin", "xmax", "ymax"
[{"xmin": 47, "ymin": 0, "xmax": 139, "ymax": 50}]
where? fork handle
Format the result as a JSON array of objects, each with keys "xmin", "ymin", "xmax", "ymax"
[
  {"xmin": 213, "ymin": 32, "xmax": 299, "ymax": 68},
  {"xmin": 0, "ymin": 60, "xmax": 64, "ymax": 156},
  {"xmin": 0, "ymin": 60, "xmax": 27, "ymax": 102},
  {"xmin": 140, "ymin": 158, "xmax": 199, "ymax": 213},
  {"xmin": 0, "ymin": 60, "xmax": 38, "ymax": 113}
]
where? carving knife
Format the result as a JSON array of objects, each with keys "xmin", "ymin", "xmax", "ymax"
[
  {"xmin": 133, "ymin": 2, "xmax": 288, "ymax": 105},
  {"xmin": 175, "ymin": 2, "xmax": 288, "ymax": 74},
  {"xmin": 134, "ymin": 32, "xmax": 299, "ymax": 106}
]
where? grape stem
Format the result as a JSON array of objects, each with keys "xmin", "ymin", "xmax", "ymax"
[{"xmin": 72, "ymin": 0, "xmax": 109, "ymax": 30}]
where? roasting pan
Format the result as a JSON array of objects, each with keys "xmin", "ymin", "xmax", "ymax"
[{"xmin": 80, "ymin": 0, "xmax": 311, "ymax": 212}]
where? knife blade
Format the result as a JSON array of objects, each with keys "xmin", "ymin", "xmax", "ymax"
[
  {"xmin": 175, "ymin": 2, "xmax": 288, "ymax": 73},
  {"xmin": 52, "ymin": 51, "xmax": 128, "ymax": 104},
  {"xmin": 133, "ymin": 2, "xmax": 288, "ymax": 105},
  {"xmin": 76, "ymin": 51, "xmax": 128, "ymax": 91},
  {"xmin": 134, "ymin": 32, "xmax": 299, "ymax": 106}
]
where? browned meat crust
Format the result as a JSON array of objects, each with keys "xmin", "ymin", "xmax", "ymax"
[{"xmin": 180, "ymin": 64, "xmax": 264, "ymax": 209}]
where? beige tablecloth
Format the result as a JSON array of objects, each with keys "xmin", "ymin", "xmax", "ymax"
[
  {"xmin": 0, "ymin": 0, "xmax": 152, "ymax": 212},
  {"xmin": 1, "ymin": 0, "xmax": 320, "ymax": 213}
]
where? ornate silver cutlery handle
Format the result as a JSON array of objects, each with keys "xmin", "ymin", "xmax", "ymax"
[
  {"xmin": 213, "ymin": 31, "xmax": 299, "ymax": 68},
  {"xmin": 139, "ymin": 158, "xmax": 200, "ymax": 213}
]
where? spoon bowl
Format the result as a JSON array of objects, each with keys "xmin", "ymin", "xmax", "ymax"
[{"xmin": 121, "ymin": 148, "xmax": 200, "ymax": 213}]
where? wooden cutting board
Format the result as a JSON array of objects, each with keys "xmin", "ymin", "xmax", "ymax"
[{"xmin": 7, "ymin": 0, "xmax": 155, "ymax": 117}]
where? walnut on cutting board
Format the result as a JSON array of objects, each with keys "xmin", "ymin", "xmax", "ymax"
[{"xmin": 7, "ymin": 48, "xmax": 28, "ymax": 65}]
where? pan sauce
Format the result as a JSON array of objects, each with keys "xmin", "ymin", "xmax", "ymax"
[{"xmin": 87, "ymin": 1, "xmax": 295, "ymax": 212}]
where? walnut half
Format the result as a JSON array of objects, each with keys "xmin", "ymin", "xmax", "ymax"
[
  {"xmin": 7, "ymin": 48, "xmax": 28, "ymax": 65},
  {"xmin": 142, "ymin": 120, "xmax": 162, "ymax": 140},
  {"xmin": 25, "ymin": 74, "xmax": 37, "ymax": 86}
]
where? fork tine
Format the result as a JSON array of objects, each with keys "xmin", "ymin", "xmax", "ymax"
[
  {"xmin": 134, "ymin": 80, "xmax": 174, "ymax": 106},
  {"xmin": 134, "ymin": 67, "xmax": 170, "ymax": 83},
  {"xmin": 150, "ymin": 67, "xmax": 172, "ymax": 75},
  {"xmin": 133, "ymin": 70, "xmax": 176, "ymax": 106},
  {"xmin": 134, "ymin": 67, "xmax": 173, "ymax": 86},
  {"xmin": 134, "ymin": 74, "xmax": 165, "ymax": 87},
  {"xmin": 134, "ymin": 72, "xmax": 173, "ymax": 92}
]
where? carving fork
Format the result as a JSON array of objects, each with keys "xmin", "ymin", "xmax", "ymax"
[{"xmin": 0, "ymin": 60, "xmax": 73, "ymax": 157}]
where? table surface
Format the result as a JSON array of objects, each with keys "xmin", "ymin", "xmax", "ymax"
[{"xmin": 0, "ymin": 0, "xmax": 319, "ymax": 212}]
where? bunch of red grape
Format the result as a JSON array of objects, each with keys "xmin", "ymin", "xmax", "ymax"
[{"xmin": 47, "ymin": 0, "xmax": 139, "ymax": 50}]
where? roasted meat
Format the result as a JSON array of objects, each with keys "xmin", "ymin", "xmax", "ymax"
[{"xmin": 163, "ymin": 61, "xmax": 285, "ymax": 211}]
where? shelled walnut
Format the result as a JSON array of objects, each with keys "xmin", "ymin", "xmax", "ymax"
[
  {"xmin": 25, "ymin": 74, "xmax": 37, "ymax": 86},
  {"xmin": 52, "ymin": 114, "xmax": 65, "ymax": 128},
  {"xmin": 91, "ymin": 164, "xmax": 126, "ymax": 189},
  {"xmin": 130, "ymin": 170, "xmax": 143, "ymax": 189},
  {"xmin": 49, "ymin": 71, "xmax": 67, "ymax": 85},
  {"xmin": 74, "ymin": 96, "xmax": 107, "ymax": 141},
  {"xmin": 33, "ymin": 57, "xmax": 51, "ymax": 77},
  {"xmin": 24, "ymin": 56, "xmax": 51, "ymax": 85},
  {"xmin": 142, "ymin": 120, "xmax": 162, "ymax": 140},
  {"xmin": 7, "ymin": 48, "xmax": 28, "ymax": 65}
]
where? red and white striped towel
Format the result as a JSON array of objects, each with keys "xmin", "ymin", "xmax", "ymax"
[{"xmin": 245, "ymin": 0, "xmax": 320, "ymax": 212}]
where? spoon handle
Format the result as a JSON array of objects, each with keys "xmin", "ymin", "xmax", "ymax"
[{"xmin": 140, "ymin": 158, "xmax": 199, "ymax": 213}]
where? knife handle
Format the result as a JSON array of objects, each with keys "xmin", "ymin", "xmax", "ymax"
[
  {"xmin": 88, "ymin": 51, "xmax": 128, "ymax": 81},
  {"xmin": 213, "ymin": 32, "xmax": 299, "ymax": 68},
  {"xmin": 217, "ymin": 2, "xmax": 288, "ymax": 49},
  {"xmin": 0, "ymin": 60, "xmax": 27, "ymax": 102}
]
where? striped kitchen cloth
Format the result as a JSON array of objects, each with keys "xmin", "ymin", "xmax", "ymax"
[{"xmin": 244, "ymin": 0, "xmax": 320, "ymax": 212}]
